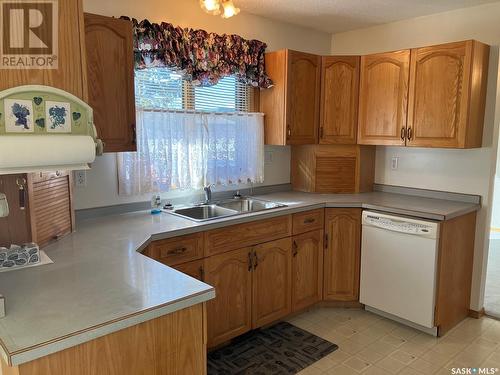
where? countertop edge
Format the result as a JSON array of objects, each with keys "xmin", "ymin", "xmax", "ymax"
[{"xmin": 3, "ymin": 288, "xmax": 215, "ymax": 366}]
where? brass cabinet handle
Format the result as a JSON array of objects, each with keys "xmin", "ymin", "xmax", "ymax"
[
  {"xmin": 166, "ymin": 246, "xmax": 187, "ymax": 256},
  {"xmin": 407, "ymin": 127, "xmax": 413, "ymax": 141},
  {"xmin": 400, "ymin": 127, "xmax": 406, "ymax": 141},
  {"xmin": 319, "ymin": 126, "xmax": 324, "ymax": 139},
  {"xmin": 287, "ymin": 126, "xmax": 291, "ymax": 138},
  {"xmin": 292, "ymin": 240, "xmax": 298, "ymax": 257},
  {"xmin": 248, "ymin": 251, "xmax": 253, "ymax": 271},
  {"xmin": 253, "ymin": 251, "xmax": 259, "ymax": 270},
  {"xmin": 303, "ymin": 218, "xmax": 315, "ymax": 224}
]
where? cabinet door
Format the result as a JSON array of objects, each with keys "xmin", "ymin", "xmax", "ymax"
[
  {"xmin": 287, "ymin": 51, "xmax": 321, "ymax": 145},
  {"xmin": 205, "ymin": 247, "xmax": 252, "ymax": 347},
  {"xmin": 0, "ymin": 174, "xmax": 31, "ymax": 247},
  {"xmin": 358, "ymin": 50, "xmax": 410, "ymax": 146},
  {"xmin": 85, "ymin": 13, "xmax": 136, "ymax": 152},
  {"xmin": 407, "ymin": 41, "xmax": 472, "ymax": 148},
  {"xmin": 324, "ymin": 208, "xmax": 361, "ymax": 301},
  {"xmin": 173, "ymin": 259, "xmax": 205, "ymax": 281},
  {"xmin": 292, "ymin": 230, "xmax": 323, "ymax": 312},
  {"xmin": 252, "ymin": 237, "xmax": 292, "ymax": 328},
  {"xmin": 320, "ymin": 56, "xmax": 360, "ymax": 145}
]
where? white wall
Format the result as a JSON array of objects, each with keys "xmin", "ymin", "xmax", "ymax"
[
  {"xmin": 331, "ymin": 2, "xmax": 500, "ymax": 311},
  {"xmin": 74, "ymin": 0, "xmax": 332, "ymax": 210}
]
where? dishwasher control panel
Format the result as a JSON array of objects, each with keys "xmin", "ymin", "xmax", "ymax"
[{"xmin": 362, "ymin": 211, "xmax": 439, "ymax": 239}]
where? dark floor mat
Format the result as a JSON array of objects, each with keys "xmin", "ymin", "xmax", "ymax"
[{"xmin": 207, "ymin": 321, "xmax": 338, "ymax": 375}]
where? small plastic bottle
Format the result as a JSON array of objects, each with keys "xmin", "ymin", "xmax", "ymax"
[{"xmin": 151, "ymin": 194, "xmax": 162, "ymax": 215}]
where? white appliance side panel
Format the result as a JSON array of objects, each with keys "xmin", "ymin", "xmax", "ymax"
[{"xmin": 360, "ymin": 226, "xmax": 438, "ymax": 328}]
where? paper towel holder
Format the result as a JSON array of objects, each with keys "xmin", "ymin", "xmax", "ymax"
[{"xmin": 0, "ymin": 85, "xmax": 104, "ymax": 175}]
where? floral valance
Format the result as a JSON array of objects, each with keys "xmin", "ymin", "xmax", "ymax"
[{"xmin": 121, "ymin": 17, "xmax": 273, "ymax": 89}]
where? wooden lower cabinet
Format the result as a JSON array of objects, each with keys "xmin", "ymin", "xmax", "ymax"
[
  {"xmin": 1, "ymin": 304, "xmax": 206, "ymax": 375},
  {"xmin": 323, "ymin": 208, "xmax": 361, "ymax": 301},
  {"xmin": 252, "ymin": 238, "xmax": 292, "ymax": 328},
  {"xmin": 292, "ymin": 230, "xmax": 324, "ymax": 312},
  {"xmin": 174, "ymin": 259, "xmax": 205, "ymax": 281},
  {"xmin": 205, "ymin": 247, "xmax": 253, "ymax": 347}
]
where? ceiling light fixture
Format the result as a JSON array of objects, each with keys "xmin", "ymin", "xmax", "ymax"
[
  {"xmin": 199, "ymin": 0, "xmax": 240, "ymax": 18},
  {"xmin": 199, "ymin": 0, "xmax": 221, "ymax": 15}
]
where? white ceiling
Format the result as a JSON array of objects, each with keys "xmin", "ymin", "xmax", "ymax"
[{"xmin": 235, "ymin": 0, "xmax": 500, "ymax": 34}]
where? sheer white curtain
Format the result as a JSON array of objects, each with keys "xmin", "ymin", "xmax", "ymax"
[{"xmin": 117, "ymin": 108, "xmax": 264, "ymax": 196}]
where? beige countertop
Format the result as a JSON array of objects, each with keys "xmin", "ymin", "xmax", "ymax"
[{"xmin": 0, "ymin": 189, "xmax": 479, "ymax": 366}]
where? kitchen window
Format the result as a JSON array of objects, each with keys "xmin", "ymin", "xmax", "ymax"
[{"xmin": 117, "ymin": 68, "xmax": 264, "ymax": 196}]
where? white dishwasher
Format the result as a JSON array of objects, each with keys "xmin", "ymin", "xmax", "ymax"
[{"xmin": 360, "ymin": 210, "xmax": 439, "ymax": 335}]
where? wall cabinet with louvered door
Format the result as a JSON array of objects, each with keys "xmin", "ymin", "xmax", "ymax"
[
  {"xmin": 204, "ymin": 247, "xmax": 253, "ymax": 347},
  {"xmin": 291, "ymin": 230, "xmax": 324, "ymax": 312},
  {"xmin": 407, "ymin": 40, "xmax": 489, "ymax": 148},
  {"xmin": 323, "ymin": 208, "xmax": 361, "ymax": 302},
  {"xmin": 84, "ymin": 13, "xmax": 136, "ymax": 152},
  {"xmin": 357, "ymin": 50, "xmax": 410, "ymax": 146},
  {"xmin": 0, "ymin": 0, "xmax": 87, "ymax": 98},
  {"xmin": 260, "ymin": 49, "xmax": 321, "ymax": 145},
  {"xmin": 28, "ymin": 172, "xmax": 74, "ymax": 248},
  {"xmin": 291, "ymin": 145, "xmax": 375, "ymax": 194},
  {"xmin": 320, "ymin": 56, "xmax": 360, "ymax": 145},
  {"xmin": 252, "ymin": 237, "xmax": 292, "ymax": 328}
]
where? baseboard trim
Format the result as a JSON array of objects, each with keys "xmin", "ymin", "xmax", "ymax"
[
  {"xmin": 318, "ymin": 301, "xmax": 363, "ymax": 308},
  {"xmin": 469, "ymin": 308, "xmax": 485, "ymax": 319}
]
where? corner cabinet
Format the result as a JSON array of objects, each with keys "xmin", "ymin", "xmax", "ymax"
[
  {"xmin": 320, "ymin": 56, "xmax": 360, "ymax": 144},
  {"xmin": 357, "ymin": 50, "xmax": 410, "ymax": 146},
  {"xmin": 323, "ymin": 208, "xmax": 361, "ymax": 301},
  {"xmin": 407, "ymin": 40, "xmax": 489, "ymax": 148},
  {"xmin": 84, "ymin": 13, "xmax": 137, "ymax": 152},
  {"xmin": 260, "ymin": 50, "xmax": 321, "ymax": 145}
]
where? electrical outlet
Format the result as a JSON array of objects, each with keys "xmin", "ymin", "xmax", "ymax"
[
  {"xmin": 265, "ymin": 150, "xmax": 273, "ymax": 164},
  {"xmin": 391, "ymin": 156, "xmax": 399, "ymax": 170},
  {"xmin": 75, "ymin": 170, "xmax": 87, "ymax": 187}
]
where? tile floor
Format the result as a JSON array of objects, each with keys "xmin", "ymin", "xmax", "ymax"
[{"xmin": 287, "ymin": 307, "xmax": 500, "ymax": 374}]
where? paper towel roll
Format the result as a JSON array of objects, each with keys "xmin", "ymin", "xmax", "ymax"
[{"xmin": 0, "ymin": 135, "xmax": 96, "ymax": 174}]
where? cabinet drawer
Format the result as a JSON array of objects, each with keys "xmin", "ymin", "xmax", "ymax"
[
  {"xmin": 292, "ymin": 209, "xmax": 324, "ymax": 235},
  {"xmin": 205, "ymin": 215, "xmax": 292, "ymax": 256},
  {"xmin": 148, "ymin": 233, "xmax": 204, "ymax": 266}
]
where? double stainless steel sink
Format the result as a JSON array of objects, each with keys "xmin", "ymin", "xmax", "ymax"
[{"xmin": 167, "ymin": 197, "xmax": 287, "ymax": 222}]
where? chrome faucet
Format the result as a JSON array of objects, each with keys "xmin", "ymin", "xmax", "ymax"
[{"xmin": 203, "ymin": 184, "xmax": 214, "ymax": 204}]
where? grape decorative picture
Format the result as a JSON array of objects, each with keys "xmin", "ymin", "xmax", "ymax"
[
  {"xmin": 46, "ymin": 101, "xmax": 71, "ymax": 133},
  {"xmin": 4, "ymin": 99, "xmax": 34, "ymax": 133}
]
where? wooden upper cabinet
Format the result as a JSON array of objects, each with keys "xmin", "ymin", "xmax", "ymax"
[
  {"xmin": 407, "ymin": 40, "xmax": 489, "ymax": 148},
  {"xmin": 84, "ymin": 13, "xmax": 136, "ymax": 152},
  {"xmin": 0, "ymin": 0, "xmax": 87, "ymax": 98},
  {"xmin": 252, "ymin": 237, "xmax": 292, "ymax": 328},
  {"xmin": 320, "ymin": 56, "xmax": 360, "ymax": 144},
  {"xmin": 260, "ymin": 49, "xmax": 320, "ymax": 145},
  {"xmin": 358, "ymin": 50, "xmax": 410, "ymax": 146},
  {"xmin": 323, "ymin": 208, "xmax": 361, "ymax": 302},
  {"xmin": 205, "ymin": 247, "xmax": 253, "ymax": 347}
]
